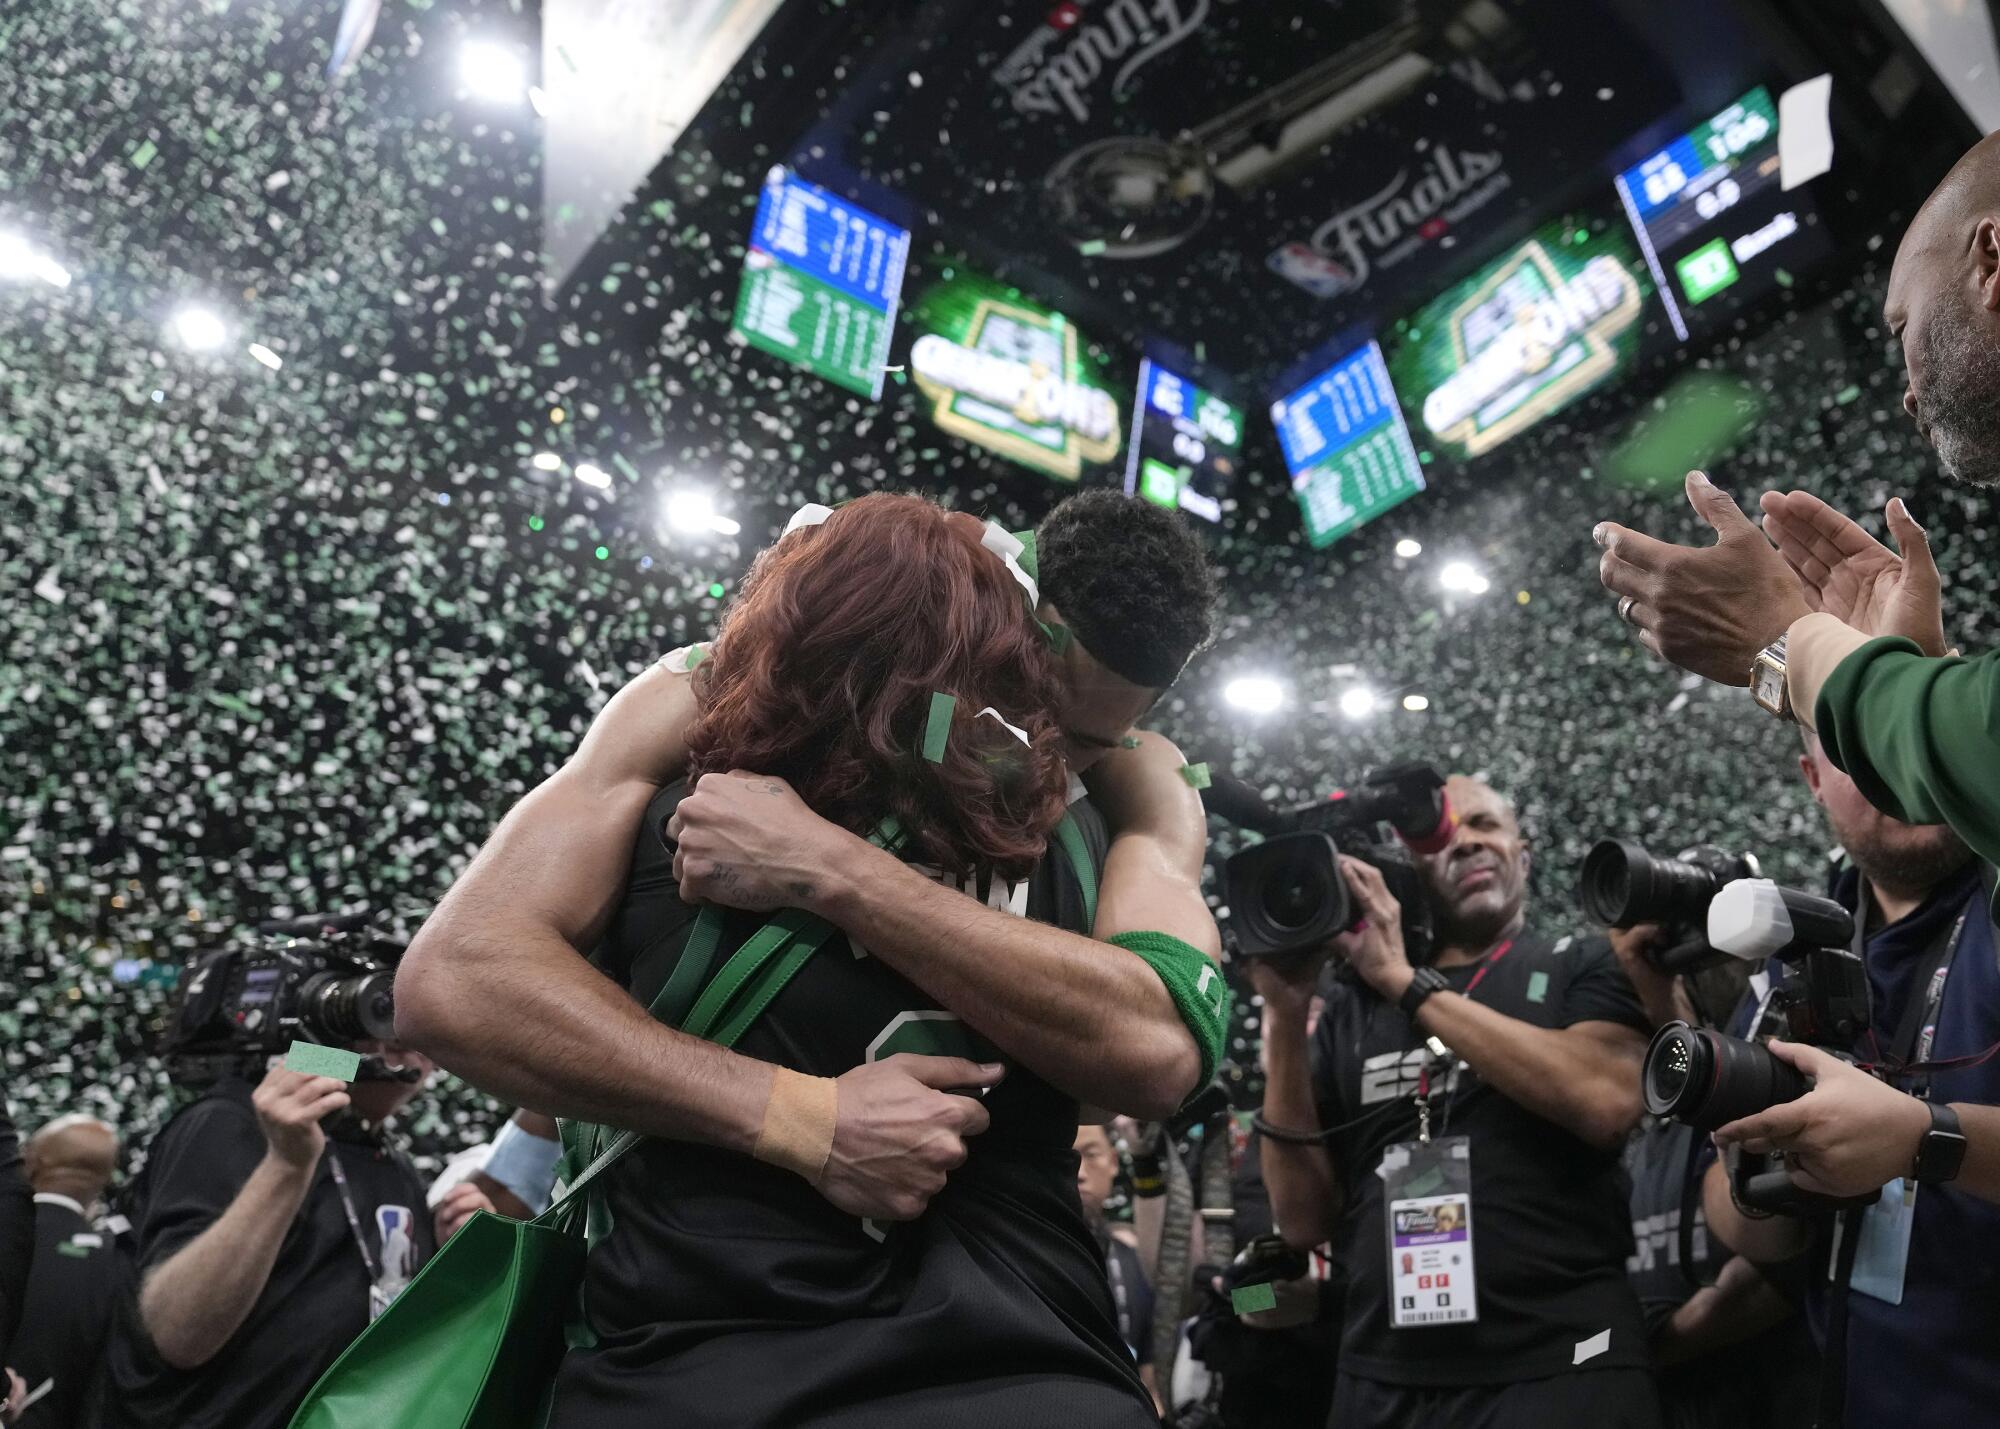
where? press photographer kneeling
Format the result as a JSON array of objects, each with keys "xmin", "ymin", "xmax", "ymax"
[
  {"xmin": 1250, "ymin": 772, "xmax": 1658, "ymax": 1429},
  {"xmin": 98, "ymin": 915, "xmax": 478, "ymax": 1429},
  {"xmin": 1651, "ymin": 733, "xmax": 2000, "ymax": 1427}
]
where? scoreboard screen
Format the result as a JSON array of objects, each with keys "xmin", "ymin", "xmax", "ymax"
[
  {"xmin": 1271, "ymin": 341, "xmax": 1426, "ymax": 548},
  {"xmin": 1123, "ymin": 359, "xmax": 1243, "ymax": 523},
  {"xmin": 1614, "ymin": 87, "xmax": 1828, "ymax": 340}
]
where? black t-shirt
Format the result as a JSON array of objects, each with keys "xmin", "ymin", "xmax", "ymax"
[
  {"xmin": 1309, "ymin": 930, "xmax": 1653, "ymax": 1386},
  {"xmin": 11, "ymin": 1196, "xmax": 128, "ymax": 1429},
  {"xmin": 96, "ymin": 1081, "xmax": 434, "ymax": 1429},
  {"xmin": 548, "ymin": 782, "xmax": 1154, "ymax": 1429},
  {"xmin": 1, "ymin": 1098, "xmax": 29, "ymax": 1361}
]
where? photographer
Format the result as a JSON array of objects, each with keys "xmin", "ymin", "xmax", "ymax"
[
  {"xmin": 97, "ymin": 1040, "xmax": 477, "ymax": 1429},
  {"xmin": 1698, "ymin": 729, "xmax": 2000, "ymax": 1425},
  {"xmin": 1257, "ymin": 776, "xmax": 1658, "ymax": 1427}
]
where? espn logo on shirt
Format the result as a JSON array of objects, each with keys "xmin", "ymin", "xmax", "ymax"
[{"xmin": 1359, "ymin": 1048, "xmax": 1465, "ymax": 1105}]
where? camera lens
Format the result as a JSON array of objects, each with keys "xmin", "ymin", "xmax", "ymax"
[
  {"xmin": 1261, "ymin": 853, "xmax": 1330, "ymax": 932},
  {"xmin": 1642, "ymin": 1022, "xmax": 1811, "ymax": 1131},
  {"xmin": 302, "ymin": 970, "xmax": 397, "ymax": 1043},
  {"xmin": 1581, "ymin": 840, "xmax": 1754, "ymax": 931}
]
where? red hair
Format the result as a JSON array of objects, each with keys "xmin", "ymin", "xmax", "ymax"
[{"xmin": 685, "ymin": 494, "xmax": 1069, "ymax": 880}]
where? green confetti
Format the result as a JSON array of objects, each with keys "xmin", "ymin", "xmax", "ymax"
[
  {"xmin": 708, "ymin": 582, "xmax": 726, "ymax": 598},
  {"xmin": 1526, "ymin": 970, "xmax": 1549, "ymax": 1004},
  {"xmin": 922, "ymin": 691, "xmax": 955, "ymax": 763},
  {"xmin": 1232, "ymin": 1282, "xmax": 1277, "ymax": 1315},
  {"xmin": 1121, "ymin": 736, "xmax": 1141, "ymax": 749},
  {"xmin": 1835, "ymin": 385, "xmax": 1861, "ymax": 405},
  {"xmin": 1181, "ymin": 763, "xmax": 1210, "ymax": 790},
  {"xmin": 129, "ymin": 139, "xmax": 157, "ymax": 169},
  {"xmin": 1078, "ymin": 238, "xmax": 1107, "ymax": 256},
  {"xmin": 285, "ymin": 1041, "xmax": 361, "ymax": 1081}
]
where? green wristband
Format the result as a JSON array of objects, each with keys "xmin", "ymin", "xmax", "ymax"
[{"xmin": 1105, "ymin": 930, "xmax": 1231, "ymax": 1097}]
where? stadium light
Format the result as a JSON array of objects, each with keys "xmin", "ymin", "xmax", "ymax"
[
  {"xmin": 1394, "ymin": 537, "xmax": 1422, "ymax": 559},
  {"xmin": 1224, "ymin": 676, "xmax": 1285, "ymax": 714},
  {"xmin": 169, "ymin": 305, "xmax": 228, "ymax": 351},
  {"xmin": 1439, "ymin": 560, "xmax": 1491, "ymax": 595},
  {"xmin": 460, "ymin": 41, "xmax": 527, "ymax": 102},
  {"xmin": 664, "ymin": 488, "xmax": 741, "ymax": 537},
  {"xmin": 1338, "ymin": 687, "xmax": 1379, "ymax": 719}
]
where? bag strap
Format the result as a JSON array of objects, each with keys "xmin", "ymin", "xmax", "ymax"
[
  {"xmin": 1053, "ymin": 809, "xmax": 1097, "ymax": 931},
  {"xmin": 547, "ymin": 817, "xmax": 911, "ymax": 1225}
]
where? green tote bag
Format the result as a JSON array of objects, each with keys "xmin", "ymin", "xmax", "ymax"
[{"xmin": 287, "ymin": 902, "xmax": 839, "ymax": 1429}]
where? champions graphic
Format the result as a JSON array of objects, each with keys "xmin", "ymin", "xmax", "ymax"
[
  {"xmin": 1386, "ymin": 219, "xmax": 1648, "ymax": 461},
  {"xmin": 908, "ymin": 274, "xmax": 1122, "ymax": 481}
]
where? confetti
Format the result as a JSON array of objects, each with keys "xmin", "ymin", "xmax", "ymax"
[{"xmin": 1231, "ymin": 1282, "xmax": 1277, "ymax": 1315}]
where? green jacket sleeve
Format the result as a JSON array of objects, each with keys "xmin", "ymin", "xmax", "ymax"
[{"xmin": 1814, "ymin": 637, "xmax": 2000, "ymax": 872}]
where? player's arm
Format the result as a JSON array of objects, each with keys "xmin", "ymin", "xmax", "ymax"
[
  {"xmin": 670, "ymin": 735, "xmax": 1218, "ymax": 1120},
  {"xmin": 393, "ymin": 660, "xmax": 775, "ymax": 1138}
]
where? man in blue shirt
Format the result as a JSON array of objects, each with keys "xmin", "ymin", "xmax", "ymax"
[{"xmin": 1703, "ymin": 728, "xmax": 2000, "ymax": 1425}]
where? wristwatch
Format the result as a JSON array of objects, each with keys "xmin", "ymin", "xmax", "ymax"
[
  {"xmin": 1750, "ymin": 634, "xmax": 1792, "ymax": 721},
  {"xmin": 1913, "ymin": 1100, "xmax": 1968, "ymax": 1185},
  {"xmin": 1398, "ymin": 966, "xmax": 1450, "ymax": 1020}
]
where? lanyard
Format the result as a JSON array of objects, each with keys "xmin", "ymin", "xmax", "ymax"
[
  {"xmin": 1412, "ymin": 939, "xmax": 1514, "ymax": 1142},
  {"xmin": 324, "ymin": 1148, "xmax": 382, "ymax": 1283}
]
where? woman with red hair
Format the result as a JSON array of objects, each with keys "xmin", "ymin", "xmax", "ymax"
[{"xmin": 547, "ymin": 493, "xmax": 1159, "ymax": 1427}]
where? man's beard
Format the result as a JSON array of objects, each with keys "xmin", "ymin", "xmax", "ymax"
[
  {"xmin": 1847, "ymin": 823, "xmax": 1974, "ymax": 904},
  {"xmin": 1916, "ymin": 297, "xmax": 2000, "ymax": 487}
]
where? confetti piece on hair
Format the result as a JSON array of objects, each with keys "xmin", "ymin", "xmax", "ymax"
[
  {"xmin": 922, "ymin": 691, "xmax": 956, "ymax": 763},
  {"xmin": 1232, "ymin": 1282, "xmax": 1277, "ymax": 1315},
  {"xmin": 1181, "ymin": 763, "xmax": 1210, "ymax": 790},
  {"xmin": 285, "ymin": 1041, "xmax": 361, "ymax": 1081}
]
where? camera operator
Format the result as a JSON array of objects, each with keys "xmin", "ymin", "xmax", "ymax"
[
  {"xmin": 96, "ymin": 1039, "xmax": 472, "ymax": 1429},
  {"xmin": 1257, "ymin": 775, "xmax": 1658, "ymax": 1428},
  {"xmin": 1698, "ymin": 728, "xmax": 2000, "ymax": 1426}
]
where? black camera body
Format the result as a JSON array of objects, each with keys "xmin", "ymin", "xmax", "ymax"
[
  {"xmin": 161, "ymin": 912, "xmax": 402, "ymax": 1084},
  {"xmin": 1580, "ymin": 838, "xmax": 1762, "ymax": 972},
  {"xmin": 1641, "ymin": 879, "xmax": 1875, "ymax": 1215},
  {"xmin": 1218, "ymin": 763, "xmax": 1452, "ymax": 961}
]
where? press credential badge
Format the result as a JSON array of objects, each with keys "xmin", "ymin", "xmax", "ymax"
[{"xmin": 1380, "ymin": 1134, "xmax": 1477, "ymax": 1328}]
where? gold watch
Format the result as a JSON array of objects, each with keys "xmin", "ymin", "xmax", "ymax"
[{"xmin": 1750, "ymin": 634, "xmax": 1792, "ymax": 720}]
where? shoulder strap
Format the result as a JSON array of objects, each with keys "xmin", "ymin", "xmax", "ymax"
[
  {"xmin": 1054, "ymin": 810, "xmax": 1098, "ymax": 932},
  {"xmin": 551, "ymin": 818, "xmax": 911, "ymax": 1220}
]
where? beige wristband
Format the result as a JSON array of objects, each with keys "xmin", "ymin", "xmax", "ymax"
[
  {"xmin": 753, "ymin": 1067, "xmax": 839, "ymax": 1184},
  {"xmin": 1785, "ymin": 612, "xmax": 1876, "ymax": 733}
]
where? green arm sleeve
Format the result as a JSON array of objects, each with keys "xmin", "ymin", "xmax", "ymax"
[
  {"xmin": 1815, "ymin": 638, "xmax": 2000, "ymax": 876},
  {"xmin": 1105, "ymin": 930, "xmax": 1231, "ymax": 1097}
]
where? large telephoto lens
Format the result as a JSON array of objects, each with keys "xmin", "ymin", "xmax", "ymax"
[
  {"xmin": 1580, "ymin": 840, "xmax": 1757, "ymax": 930},
  {"xmin": 1642, "ymin": 1021, "xmax": 1810, "ymax": 1132},
  {"xmin": 301, "ymin": 970, "xmax": 397, "ymax": 1043},
  {"xmin": 1223, "ymin": 833, "xmax": 1355, "ymax": 958}
]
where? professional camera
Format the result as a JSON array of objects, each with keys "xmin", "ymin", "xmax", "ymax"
[
  {"xmin": 1579, "ymin": 838, "xmax": 1762, "ymax": 972},
  {"xmin": 160, "ymin": 911, "xmax": 409, "ymax": 1084},
  {"xmin": 1640, "ymin": 879, "xmax": 1874, "ymax": 1214},
  {"xmin": 1209, "ymin": 763, "xmax": 1454, "ymax": 960}
]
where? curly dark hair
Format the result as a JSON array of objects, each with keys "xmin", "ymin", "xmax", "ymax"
[
  {"xmin": 1036, "ymin": 491, "xmax": 1219, "ymax": 689},
  {"xmin": 686, "ymin": 494, "xmax": 1069, "ymax": 881}
]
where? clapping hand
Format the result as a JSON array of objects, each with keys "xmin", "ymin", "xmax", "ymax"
[{"xmin": 1759, "ymin": 491, "xmax": 1947, "ymax": 657}]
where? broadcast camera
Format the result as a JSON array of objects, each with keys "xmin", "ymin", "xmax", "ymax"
[
  {"xmin": 160, "ymin": 911, "xmax": 413, "ymax": 1085},
  {"xmin": 1640, "ymin": 879, "xmax": 1874, "ymax": 1214},
  {"xmin": 1579, "ymin": 838, "xmax": 1762, "ymax": 972},
  {"xmin": 1210, "ymin": 763, "xmax": 1455, "ymax": 961}
]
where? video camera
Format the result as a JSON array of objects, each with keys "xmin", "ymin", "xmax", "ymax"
[
  {"xmin": 160, "ymin": 910, "xmax": 412, "ymax": 1085},
  {"xmin": 1209, "ymin": 763, "xmax": 1454, "ymax": 961},
  {"xmin": 1579, "ymin": 838, "xmax": 1762, "ymax": 972},
  {"xmin": 1640, "ymin": 879, "xmax": 1874, "ymax": 1214}
]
